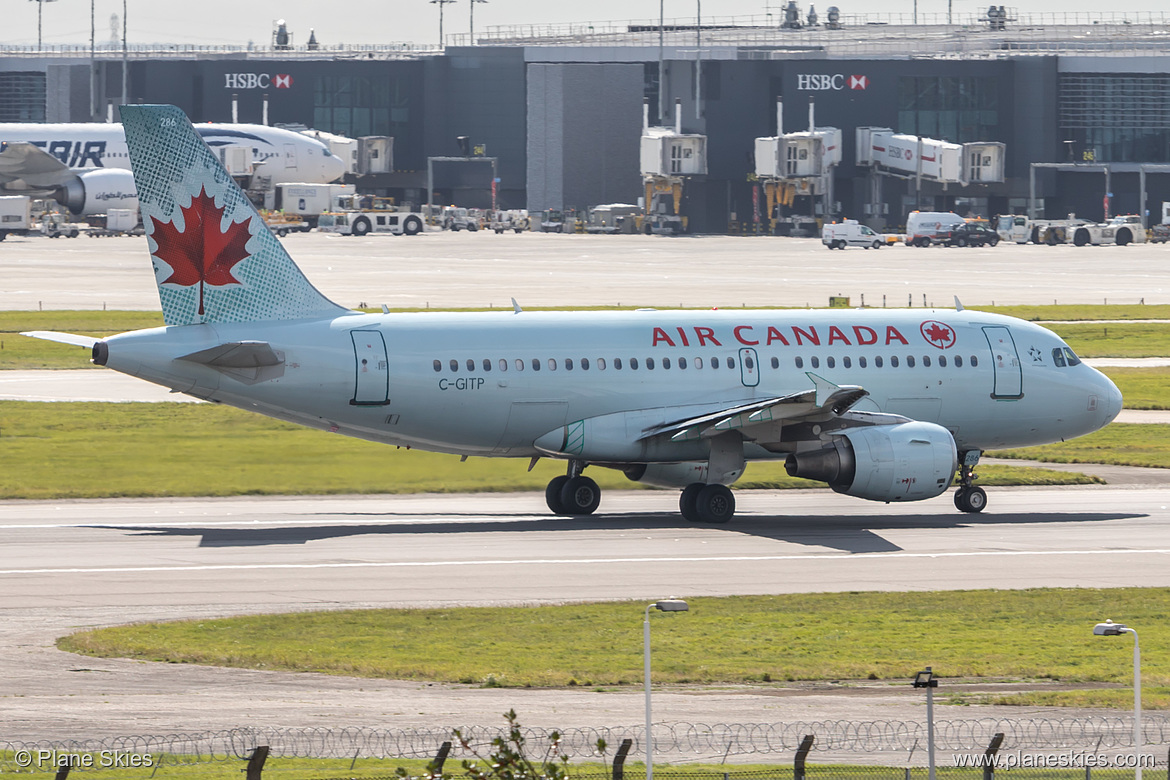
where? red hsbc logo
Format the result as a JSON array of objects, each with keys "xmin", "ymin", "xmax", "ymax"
[
  {"xmin": 274, "ymin": 74, "xmax": 293, "ymax": 89},
  {"xmin": 849, "ymin": 75, "xmax": 869, "ymax": 90}
]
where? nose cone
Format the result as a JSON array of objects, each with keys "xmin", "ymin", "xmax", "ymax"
[
  {"xmin": 325, "ymin": 153, "xmax": 346, "ymax": 183},
  {"xmin": 1101, "ymin": 373, "xmax": 1124, "ymax": 425}
]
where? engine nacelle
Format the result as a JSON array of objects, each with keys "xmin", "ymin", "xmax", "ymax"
[
  {"xmin": 623, "ymin": 461, "xmax": 745, "ymax": 488},
  {"xmin": 784, "ymin": 421, "xmax": 957, "ymax": 502},
  {"xmin": 57, "ymin": 168, "xmax": 139, "ymax": 217}
]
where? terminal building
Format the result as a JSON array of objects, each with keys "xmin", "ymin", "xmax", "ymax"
[{"xmin": 4, "ymin": 7, "xmax": 1170, "ymax": 232}]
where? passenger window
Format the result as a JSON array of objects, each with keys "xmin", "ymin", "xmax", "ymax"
[
  {"xmin": 1063, "ymin": 347, "xmax": 1081, "ymax": 366},
  {"xmin": 811, "ymin": 356, "xmax": 820, "ymax": 369},
  {"xmin": 970, "ymin": 355, "xmax": 978, "ymax": 367},
  {"xmin": 907, "ymin": 355, "xmax": 915, "ymax": 368},
  {"xmin": 745, "ymin": 356, "xmax": 754, "ymax": 369},
  {"xmin": 597, "ymin": 358, "xmax": 606, "ymax": 370},
  {"xmin": 795, "ymin": 357, "xmax": 804, "ymax": 369},
  {"xmin": 891, "ymin": 356, "xmax": 899, "ymax": 368},
  {"xmin": 728, "ymin": 357, "xmax": 736, "ymax": 369},
  {"xmin": 499, "ymin": 359, "xmax": 508, "ymax": 372},
  {"xmin": 695, "ymin": 357, "xmax": 703, "ymax": 369},
  {"xmin": 566, "ymin": 358, "xmax": 574, "ymax": 370},
  {"xmin": 614, "ymin": 358, "xmax": 622, "ymax": 370},
  {"xmin": 630, "ymin": 357, "xmax": 639, "ymax": 370},
  {"xmin": 859, "ymin": 356, "xmax": 867, "ymax": 368},
  {"xmin": 483, "ymin": 359, "xmax": 492, "ymax": 372},
  {"xmin": 712, "ymin": 356, "xmax": 721, "ymax": 369},
  {"xmin": 678, "ymin": 357, "xmax": 687, "ymax": 369},
  {"xmin": 923, "ymin": 355, "xmax": 931, "ymax": 367},
  {"xmin": 467, "ymin": 359, "xmax": 475, "ymax": 371},
  {"xmin": 954, "ymin": 355, "xmax": 963, "ymax": 367},
  {"xmin": 826, "ymin": 356, "xmax": 835, "ymax": 368},
  {"xmin": 939, "ymin": 356, "xmax": 948, "ymax": 367},
  {"xmin": 450, "ymin": 359, "xmax": 459, "ymax": 372},
  {"xmin": 581, "ymin": 358, "xmax": 590, "ymax": 370},
  {"xmin": 875, "ymin": 356, "xmax": 884, "ymax": 368},
  {"xmin": 646, "ymin": 357, "xmax": 655, "ymax": 370},
  {"xmin": 843, "ymin": 356, "xmax": 852, "ymax": 368},
  {"xmin": 433, "ymin": 359, "xmax": 441, "ymax": 372},
  {"xmin": 663, "ymin": 357, "xmax": 671, "ymax": 369},
  {"xmin": 533, "ymin": 358, "xmax": 542, "ymax": 371},
  {"xmin": 515, "ymin": 359, "xmax": 524, "ymax": 371},
  {"xmin": 770, "ymin": 357, "xmax": 779, "ymax": 369},
  {"xmin": 548, "ymin": 358, "xmax": 557, "ymax": 370}
]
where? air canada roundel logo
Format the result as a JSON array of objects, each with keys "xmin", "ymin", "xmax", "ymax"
[{"xmin": 921, "ymin": 320, "xmax": 957, "ymax": 349}]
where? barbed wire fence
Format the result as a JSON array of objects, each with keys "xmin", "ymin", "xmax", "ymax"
[{"xmin": 4, "ymin": 717, "xmax": 1170, "ymax": 774}]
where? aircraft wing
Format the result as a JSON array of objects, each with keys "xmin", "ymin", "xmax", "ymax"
[
  {"xmin": 640, "ymin": 373, "xmax": 869, "ymax": 443},
  {"xmin": 0, "ymin": 141, "xmax": 79, "ymax": 192}
]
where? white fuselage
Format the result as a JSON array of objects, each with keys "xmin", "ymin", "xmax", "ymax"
[
  {"xmin": 0, "ymin": 122, "xmax": 346, "ymax": 186},
  {"xmin": 100, "ymin": 308, "xmax": 1122, "ymax": 462}
]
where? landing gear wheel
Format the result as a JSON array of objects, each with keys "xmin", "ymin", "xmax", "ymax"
[
  {"xmin": 696, "ymin": 484, "xmax": 735, "ymax": 523},
  {"xmin": 560, "ymin": 476, "xmax": 601, "ymax": 515},
  {"xmin": 679, "ymin": 483, "xmax": 704, "ymax": 522},
  {"xmin": 545, "ymin": 475, "xmax": 569, "ymax": 515},
  {"xmin": 954, "ymin": 486, "xmax": 987, "ymax": 513}
]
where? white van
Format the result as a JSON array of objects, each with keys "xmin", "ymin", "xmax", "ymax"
[
  {"xmin": 905, "ymin": 211, "xmax": 964, "ymax": 247},
  {"xmin": 822, "ymin": 219, "xmax": 885, "ymax": 249}
]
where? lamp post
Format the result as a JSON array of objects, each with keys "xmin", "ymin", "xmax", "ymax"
[
  {"xmin": 644, "ymin": 599, "xmax": 688, "ymax": 780},
  {"xmin": 1094, "ymin": 620, "xmax": 1142, "ymax": 780},
  {"xmin": 431, "ymin": 0, "xmax": 456, "ymax": 47},
  {"xmin": 912, "ymin": 667, "xmax": 938, "ymax": 780},
  {"xmin": 31, "ymin": 0, "xmax": 59, "ymax": 51},
  {"xmin": 469, "ymin": 0, "xmax": 487, "ymax": 44}
]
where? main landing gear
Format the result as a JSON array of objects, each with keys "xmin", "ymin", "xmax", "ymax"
[
  {"xmin": 679, "ymin": 483, "xmax": 736, "ymax": 523},
  {"xmin": 545, "ymin": 461, "xmax": 601, "ymax": 516},
  {"xmin": 953, "ymin": 451, "xmax": 987, "ymax": 513}
]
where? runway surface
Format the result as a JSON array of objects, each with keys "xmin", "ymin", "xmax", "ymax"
[
  {"xmin": 3, "ymin": 486, "xmax": 1170, "ymax": 741},
  {"xmin": 2, "ymin": 231, "xmax": 1167, "ymax": 312}
]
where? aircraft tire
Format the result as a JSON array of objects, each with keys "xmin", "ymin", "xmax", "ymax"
[
  {"xmin": 560, "ymin": 476, "xmax": 601, "ymax": 515},
  {"xmin": 696, "ymin": 484, "xmax": 735, "ymax": 523},
  {"xmin": 679, "ymin": 483, "xmax": 704, "ymax": 522},
  {"xmin": 545, "ymin": 475, "xmax": 569, "ymax": 515},
  {"xmin": 403, "ymin": 216, "xmax": 423, "ymax": 236},
  {"xmin": 352, "ymin": 217, "xmax": 372, "ymax": 237},
  {"xmin": 954, "ymin": 486, "xmax": 987, "ymax": 513}
]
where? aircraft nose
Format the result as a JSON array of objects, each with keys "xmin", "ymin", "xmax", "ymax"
[
  {"xmin": 326, "ymin": 153, "xmax": 346, "ymax": 183},
  {"xmin": 1101, "ymin": 374, "xmax": 1123, "ymax": 425}
]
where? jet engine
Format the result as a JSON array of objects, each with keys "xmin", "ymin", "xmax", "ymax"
[
  {"xmin": 784, "ymin": 421, "xmax": 956, "ymax": 502},
  {"xmin": 623, "ymin": 461, "xmax": 742, "ymax": 488},
  {"xmin": 56, "ymin": 168, "xmax": 139, "ymax": 216}
]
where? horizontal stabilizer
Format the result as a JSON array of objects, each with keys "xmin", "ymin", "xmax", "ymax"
[
  {"xmin": 21, "ymin": 330, "xmax": 99, "ymax": 348},
  {"xmin": 178, "ymin": 341, "xmax": 283, "ymax": 368}
]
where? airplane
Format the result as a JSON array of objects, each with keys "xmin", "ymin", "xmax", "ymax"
[
  {"xmin": 0, "ymin": 120, "xmax": 346, "ymax": 218},
  {"xmin": 24, "ymin": 105, "xmax": 1124, "ymax": 523}
]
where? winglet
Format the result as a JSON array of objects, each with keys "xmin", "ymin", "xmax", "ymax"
[
  {"xmin": 511, "ymin": 297, "xmax": 523, "ymax": 314},
  {"xmin": 954, "ymin": 296, "xmax": 965, "ymax": 312}
]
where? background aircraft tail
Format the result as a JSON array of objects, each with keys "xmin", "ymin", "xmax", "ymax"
[{"xmin": 121, "ymin": 104, "xmax": 347, "ymax": 326}]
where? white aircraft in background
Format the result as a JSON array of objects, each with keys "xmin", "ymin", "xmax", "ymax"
[
  {"xmin": 26, "ymin": 105, "xmax": 1123, "ymax": 522},
  {"xmin": 0, "ymin": 121, "xmax": 345, "ymax": 217}
]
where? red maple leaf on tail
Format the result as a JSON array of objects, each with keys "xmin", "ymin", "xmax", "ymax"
[{"xmin": 150, "ymin": 186, "xmax": 253, "ymax": 316}]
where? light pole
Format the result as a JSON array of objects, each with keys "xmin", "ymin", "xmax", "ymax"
[
  {"xmin": 31, "ymin": 0, "xmax": 59, "ymax": 50},
  {"xmin": 644, "ymin": 599, "xmax": 688, "ymax": 780},
  {"xmin": 912, "ymin": 667, "xmax": 938, "ymax": 780},
  {"xmin": 1094, "ymin": 620, "xmax": 1142, "ymax": 780},
  {"xmin": 431, "ymin": 0, "xmax": 456, "ymax": 47},
  {"xmin": 469, "ymin": 0, "xmax": 487, "ymax": 44}
]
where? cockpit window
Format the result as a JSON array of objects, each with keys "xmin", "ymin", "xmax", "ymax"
[
  {"xmin": 1063, "ymin": 347, "xmax": 1081, "ymax": 366},
  {"xmin": 1052, "ymin": 348, "xmax": 1066, "ymax": 368},
  {"xmin": 1052, "ymin": 347, "xmax": 1081, "ymax": 367}
]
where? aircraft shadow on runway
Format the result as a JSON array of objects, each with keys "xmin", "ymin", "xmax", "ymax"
[{"xmin": 93, "ymin": 510, "xmax": 1145, "ymax": 555}]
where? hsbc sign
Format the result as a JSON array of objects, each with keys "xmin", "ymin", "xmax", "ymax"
[
  {"xmin": 224, "ymin": 73, "xmax": 294, "ymax": 89},
  {"xmin": 796, "ymin": 74, "xmax": 869, "ymax": 91}
]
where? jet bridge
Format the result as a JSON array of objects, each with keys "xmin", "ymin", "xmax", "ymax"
[
  {"xmin": 754, "ymin": 97, "xmax": 842, "ymax": 234},
  {"xmin": 640, "ymin": 98, "xmax": 707, "ymax": 233}
]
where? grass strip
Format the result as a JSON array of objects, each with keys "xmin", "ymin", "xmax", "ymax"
[
  {"xmin": 0, "ymin": 401, "xmax": 1097, "ymax": 500},
  {"xmin": 1099, "ymin": 367, "xmax": 1170, "ymax": 410},
  {"xmin": 989, "ymin": 423, "xmax": 1170, "ymax": 469},
  {"xmin": 57, "ymin": 589, "xmax": 1170, "ymax": 708}
]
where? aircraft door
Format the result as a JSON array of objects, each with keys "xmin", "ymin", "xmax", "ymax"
[
  {"xmin": 983, "ymin": 326, "xmax": 1023, "ymax": 399},
  {"xmin": 738, "ymin": 347, "xmax": 760, "ymax": 388},
  {"xmin": 350, "ymin": 330, "xmax": 390, "ymax": 405},
  {"xmin": 284, "ymin": 143, "xmax": 297, "ymax": 169}
]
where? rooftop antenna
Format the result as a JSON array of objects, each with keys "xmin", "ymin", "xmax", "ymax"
[{"xmin": 307, "ymin": 28, "xmax": 319, "ymax": 50}]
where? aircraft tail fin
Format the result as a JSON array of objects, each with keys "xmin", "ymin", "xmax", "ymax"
[{"xmin": 121, "ymin": 104, "xmax": 347, "ymax": 326}]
